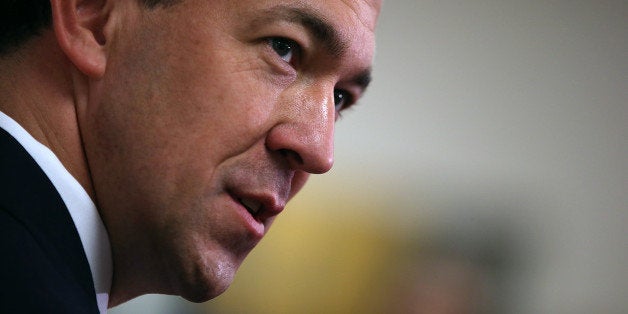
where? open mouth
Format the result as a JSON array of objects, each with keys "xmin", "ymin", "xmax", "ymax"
[{"xmin": 238, "ymin": 197, "xmax": 263, "ymax": 217}]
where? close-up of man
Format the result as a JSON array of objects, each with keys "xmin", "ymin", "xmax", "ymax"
[{"xmin": 0, "ymin": 0, "xmax": 381, "ymax": 312}]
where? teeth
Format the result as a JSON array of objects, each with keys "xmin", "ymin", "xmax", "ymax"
[{"xmin": 239, "ymin": 198, "xmax": 262, "ymax": 215}]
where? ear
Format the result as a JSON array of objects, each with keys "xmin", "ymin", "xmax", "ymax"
[{"xmin": 50, "ymin": 0, "xmax": 111, "ymax": 78}]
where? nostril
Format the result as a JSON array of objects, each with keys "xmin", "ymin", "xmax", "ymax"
[{"xmin": 278, "ymin": 148, "xmax": 303, "ymax": 165}]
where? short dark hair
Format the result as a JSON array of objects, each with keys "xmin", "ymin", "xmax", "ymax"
[{"xmin": 0, "ymin": 0, "xmax": 180, "ymax": 55}]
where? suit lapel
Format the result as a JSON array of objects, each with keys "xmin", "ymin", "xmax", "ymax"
[{"xmin": 0, "ymin": 127, "xmax": 97, "ymax": 304}]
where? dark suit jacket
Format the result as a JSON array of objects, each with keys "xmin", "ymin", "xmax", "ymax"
[{"xmin": 0, "ymin": 128, "xmax": 100, "ymax": 313}]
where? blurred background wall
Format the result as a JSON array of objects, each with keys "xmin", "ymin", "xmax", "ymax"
[{"xmin": 111, "ymin": 1, "xmax": 627, "ymax": 313}]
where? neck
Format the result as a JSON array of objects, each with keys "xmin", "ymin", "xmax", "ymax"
[{"xmin": 0, "ymin": 32, "xmax": 95, "ymax": 199}]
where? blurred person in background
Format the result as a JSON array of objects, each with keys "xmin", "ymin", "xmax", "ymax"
[{"xmin": 0, "ymin": 0, "xmax": 381, "ymax": 312}]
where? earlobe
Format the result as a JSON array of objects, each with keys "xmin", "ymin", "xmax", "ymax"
[{"xmin": 50, "ymin": 0, "xmax": 110, "ymax": 78}]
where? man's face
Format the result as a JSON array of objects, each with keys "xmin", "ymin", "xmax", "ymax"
[{"xmin": 80, "ymin": 0, "xmax": 380, "ymax": 301}]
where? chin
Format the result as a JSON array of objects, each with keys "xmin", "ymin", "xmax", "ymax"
[
  {"xmin": 179, "ymin": 274, "xmax": 234, "ymax": 303},
  {"xmin": 178, "ymin": 253, "xmax": 240, "ymax": 303},
  {"xmin": 181, "ymin": 285, "xmax": 229, "ymax": 303}
]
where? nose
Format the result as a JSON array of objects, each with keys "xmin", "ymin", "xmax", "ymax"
[{"xmin": 265, "ymin": 84, "xmax": 335, "ymax": 174}]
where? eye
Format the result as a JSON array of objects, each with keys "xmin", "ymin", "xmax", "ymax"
[
  {"xmin": 333, "ymin": 89, "xmax": 352, "ymax": 112},
  {"xmin": 268, "ymin": 37, "xmax": 300, "ymax": 64}
]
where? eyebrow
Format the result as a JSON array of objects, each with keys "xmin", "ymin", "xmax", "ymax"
[
  {"xmin": 352, "ymin": 68, "xmax": 372, "ymax": 91},
  {"xmin": 258, "ymin": 5, "xmax": 347, "ymax": 58},
  {"xmin": 253, "ymin": 4, "xmax": 373, "ymax": 92}
]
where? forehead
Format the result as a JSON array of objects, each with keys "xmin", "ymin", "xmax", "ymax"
[
  {"xmin": 175, "ymin": 0, "xmax": 381, "ymax": 48},
  {"xmin": 221, "ymin": 0, "xmax": 381, "ymax": 30}
]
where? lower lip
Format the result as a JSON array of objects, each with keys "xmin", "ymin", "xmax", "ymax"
[{"xmin": 229, "ymin": 194, "xmax": 265, "ymax": 239}]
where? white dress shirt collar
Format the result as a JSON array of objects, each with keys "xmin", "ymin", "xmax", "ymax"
[{"xmin": 0, "ymin": 111, "xmax": 112, "ymax": 314}]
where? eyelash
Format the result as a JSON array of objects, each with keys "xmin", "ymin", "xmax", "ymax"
[
  {"xmin": 333, "ymin": 89, "xmax": 353, "ymax": 116},
  {"xmin": 267, "ymin": 37, "xmax": 301, "ymax": 66}
]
